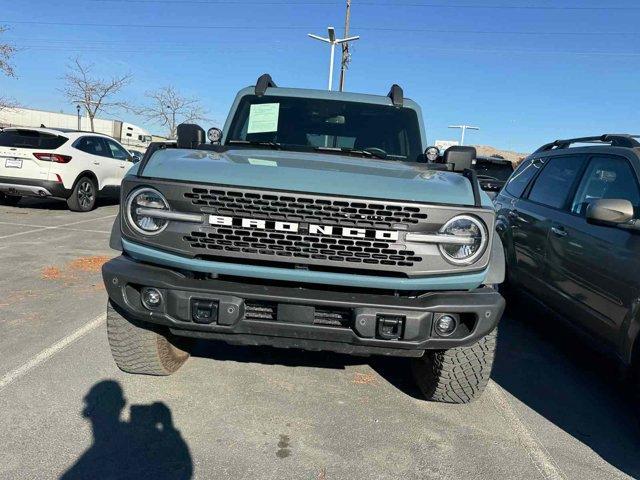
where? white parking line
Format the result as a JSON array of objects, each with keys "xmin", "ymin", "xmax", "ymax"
[
  {"xmin": 488, "ymin": 381, "xmax": 567, "ymax": 480},
  {"xmin": 0, "ymin": 314, "xmax": 106, "ymax": 391},
  {"xmin": 0, "ymin": 221, "xmax": 110, "ymax": 234},
  {"xmin": 0, "ymin": 214, "xmax": 116, "ymax": 240}
]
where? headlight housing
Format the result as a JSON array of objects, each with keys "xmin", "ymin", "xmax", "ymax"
[
  {"xmin": 438, "ymin": 215, "xmax": 488, "ymax": 265},
  {"xmin": 126, "ymin": 187, "xmax": 170, "ymax": 235}
]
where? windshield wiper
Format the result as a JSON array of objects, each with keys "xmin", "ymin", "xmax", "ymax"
[
  {"xmin": 314, "ymin": 146, "xmax": 390, "ymax": 160},
  {"xmin": 227, "ymin": 139, "xmax": 283, "ymax": 150}
]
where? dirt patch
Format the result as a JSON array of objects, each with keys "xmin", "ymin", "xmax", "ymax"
[
  {"xmin": 41, "ymin": 266, "xmax": 62, "ymax": 280},
  {"xmin": 68, "ymin": 256, "xmax": 110, "ymax": 273},
  {"xmin": 40, "ymin": 255, "xmax": 112, "ymax": 288},
  {"xmin": 353, "ymin": 372, "xmax": 378, "ymax": 385}
]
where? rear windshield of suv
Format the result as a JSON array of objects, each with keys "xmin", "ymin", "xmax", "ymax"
[
  {"xmin": 0, "ymin": 129, "xmax": 68, "ymax": 150},
  {"xmin": 226, "ymin": 95, "xmax": 423, "ymax": 161}
]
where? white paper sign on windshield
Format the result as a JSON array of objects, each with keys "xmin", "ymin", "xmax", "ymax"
[{"xmin": 247, "ymin": 103, "xmax": 280, "ymax": 134}]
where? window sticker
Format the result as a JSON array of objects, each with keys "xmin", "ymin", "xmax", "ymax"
[{"xmin": 247, "ymin": 103, "xmax": 280, "ymax": 134}]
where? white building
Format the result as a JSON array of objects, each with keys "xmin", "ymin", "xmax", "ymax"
[{"xmin": 0, "ymin": 107, "xmax": 153, "ymax": 151}]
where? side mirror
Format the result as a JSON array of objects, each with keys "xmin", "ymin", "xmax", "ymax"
[
  {"xmin": 177, "ymin": 123, "xmax": 206, "ymax": 149},
  {"xmin": 443, "ymin": 146, "xmax": 476, "ymax": 172},
  {"xmin": 586, "ymin": 198, "xmax": 634, "ymax": 226}
]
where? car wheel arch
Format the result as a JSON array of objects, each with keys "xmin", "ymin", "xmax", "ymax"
[{"xmin": 70, "ymin": 171, "xmax": 100, "ymax": 196}]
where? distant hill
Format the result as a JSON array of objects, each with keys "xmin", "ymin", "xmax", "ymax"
[{"xmin": 472, "ymin": 145, "xmax": 529, "ymax": 165}]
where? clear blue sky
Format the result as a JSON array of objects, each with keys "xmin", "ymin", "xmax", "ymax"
[{"xmin": 1, "ymin": 0, "xmax": 640, "ymax": 152}]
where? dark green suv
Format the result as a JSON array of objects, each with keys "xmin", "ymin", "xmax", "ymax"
[{"xmin": 495, "ymin": 134, "xmax": 640, "ymax": 385}]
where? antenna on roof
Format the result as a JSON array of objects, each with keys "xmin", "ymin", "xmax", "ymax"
[
  {"xmin": 387, "ymin": 84, "xmax": 403, "ymax": 107},
  {"xmin": 255, "ymin": 74, "xmax": 277, "ymax": 96},
  {"xmin": 40, "ymin": 124, "xmax": 46, "ymax": 128}
]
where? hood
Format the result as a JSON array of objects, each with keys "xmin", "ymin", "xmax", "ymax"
[{"xmin": 137, "ymin": 148, "xmax": 482, "ymax": 206}]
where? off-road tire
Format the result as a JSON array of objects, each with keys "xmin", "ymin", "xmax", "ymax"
[
  {"xmin": 412, "ymin": 327, "xmax": 497, "ymax": 404},
  {"xmin": 67, "ymin": 176, "xmax": 97, "ymax": 212},
  {"xmin": 106, "ymin": 301, "xmax": 189, "ymax": 376},
  {"xmin": 0, "ymin": 193, "xmax": 21, "ymax": 206}
]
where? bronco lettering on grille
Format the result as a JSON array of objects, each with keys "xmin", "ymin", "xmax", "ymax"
[{"xmin": 208, "ymin": 215, "xmax": 400, "ymax": 241}]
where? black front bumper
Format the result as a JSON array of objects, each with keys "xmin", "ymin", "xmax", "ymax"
[
  {"xmin": 0, "ymin": 176, "xmax": 70, "ymax": 199},
  {"xmin": 103, "ymin": 255, "xmax": 505, "ymax": 358}
]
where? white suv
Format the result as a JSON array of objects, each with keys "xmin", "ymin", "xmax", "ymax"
[{"xmin": 0, "ymin": 127, "xmax": 136, "ymax": 211}]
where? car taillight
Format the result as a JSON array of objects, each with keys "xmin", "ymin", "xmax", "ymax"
[{"xmin": 33, "ymin": 153, "xmax": 72, "ymax": 163}]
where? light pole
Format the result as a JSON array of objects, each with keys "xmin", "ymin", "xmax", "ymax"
[
  {"xmin": 308, "ymin": 27, "xmax": 360, "ymax": 91},
  {"xmin": 76, "ymin": 104, "xmax": 81, "ymax": 130},
  {"xmin": 448, "ymin": 124, "xmax": 479, "ymax": 145}
]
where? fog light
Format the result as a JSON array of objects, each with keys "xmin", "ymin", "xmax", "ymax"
[
  {"xmin": 435, "ymin": 315, "xmax": 457, "ymax": 336},
  {"xmin": 141, "ymin": 287, "xmax": 162, "ymax": 310}
]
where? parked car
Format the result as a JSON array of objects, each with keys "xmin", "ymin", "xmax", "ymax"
[
  {"xmin": 102, "ymin": 74, "xmax": 506, "ymax": 404},
  {"xmin": 472, "ymin": 156, "xmax": 514, "ymax": 197},
  {"xmin": 0, "ymin": 127, "xmax": 135, "ymax": 211},
  {"xmin": 495, "ymin": 134, "xmax": 640, "ymax": 387}
]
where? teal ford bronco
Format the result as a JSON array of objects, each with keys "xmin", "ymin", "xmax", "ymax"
[{"xmin": 102, "ymin": 75, "xmax": 505, "ymax": 403}]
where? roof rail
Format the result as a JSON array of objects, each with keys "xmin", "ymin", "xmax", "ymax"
[
  {"xmin": 534, "ymin": 134, "xmax": 640, "ymax": 153},
  {"xmin": 387, "ymin": 84, "xmax": 403, "ymax": 107},
  {"xmin": 255, "ymin": 74, "xmax": 277, "ymax": 96}
]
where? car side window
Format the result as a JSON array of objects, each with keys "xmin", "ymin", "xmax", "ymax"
[
  {"xmin": 571, "ymin": 155, "xmax": 640, "ymax": 216},
  {"xmin": 106, "ymin": 139, "xmax": 130, "ymax": 160},
  {"xmin": 75, "ymin": 136, "xmax": 108, "ymax": 157},
  {"xmin": 527, "ymin": 155, "xmax": 586, "ymax": 209},
  {"xmin": 504, "ymin": 158, "xmax": 540, "ymax": 198}
]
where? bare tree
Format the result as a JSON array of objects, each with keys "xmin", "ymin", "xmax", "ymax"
[
  {"xmin": 0, "ymin": 26, "xmax": 18, "ymax": 113},
  {"xmin": 139, "ymin": 86, "xmax": 208, "ymax": 139},
  {"xmin": 60, "ymin": 57, "xmax": 131, "ymax": 132}
]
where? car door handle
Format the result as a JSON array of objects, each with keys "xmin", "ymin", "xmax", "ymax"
[
  {"xmin": 551, "ymin": 226, "xmax": 567, "ymax": 237},
  {"xmin": 119, "ymin": 165, "xmax": 126, "ymax": 168},
  {"xmin": 93, "ymin": 161, "xmax": 100, "ymax": 165}
]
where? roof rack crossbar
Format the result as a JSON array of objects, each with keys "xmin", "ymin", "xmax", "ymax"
[
  {"xmin": 255, "ymin": 74, "xmax": 277, "ymax": 96},
  {"xmin": 387, "ymin": 84, "xmax": 403, "ymax": 107},
  {"xmin": 534, "ymin": 134, "xmax": 640, "ymax": 153}
]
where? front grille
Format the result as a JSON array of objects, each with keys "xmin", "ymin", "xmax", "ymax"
[
  {"xmin": 244, "ymin": 301, "xmax": 352, "ymax": 328},
  {"xmin": 185, "ymin": 187, "xmax": 428, "ymax": 229},
  {"xmin": 184, "ymin": 228, "xmax": 422, "ymax": 267}
]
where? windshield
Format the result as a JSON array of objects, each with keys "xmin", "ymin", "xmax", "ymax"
[
  {"xmin": 472, "ymin": 159, "xmax": 514, "ymax": 182},
  {"xmin": 226, "ymin": 95, "xmax": 423, "ymax": 161}
]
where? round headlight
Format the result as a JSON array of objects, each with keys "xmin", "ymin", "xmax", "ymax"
[
  {"xmin": 207, "ymin": 127, "xmax": 222, "ymax": 144},
  {"xmin": 438, "ymin": 215, "xmax": 488, "ymax": 265},
  {"xmin": 425, "ymin": 146, "xmax": 440, "ymax": 162},
  {"xmin": 126, "ymin": 187, "xmax": 169, "ymax": 235}
]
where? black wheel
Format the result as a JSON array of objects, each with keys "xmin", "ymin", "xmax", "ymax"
[
  {"xmin": 106, "ymin": 301, "xmax": 190, "ymax": 376},
  {"xmin": 0, "ymin": 193, "xmax": 21, "ymax": 206},
  {"xmin": 67, "ymin": 176, "xmax": 97, "ymax": 212},
  {"xmin": 412, "ymin": 328, "xmax": 497, "ymax": 404}
]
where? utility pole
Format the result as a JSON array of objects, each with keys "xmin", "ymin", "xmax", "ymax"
[
  {"xmin": 448, "ymin": 124, "xmax": 479, "ymax": 145},
  {"xmin": 308, "ymin": 26, "xmax": 360, "ymax": 91},
  {"xmin": 338, "ymin": 0, "xmax": 352, "ymax": 92}
]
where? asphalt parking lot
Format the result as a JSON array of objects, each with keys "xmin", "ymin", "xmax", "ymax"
[{"xmin": 0, "ymin": 198, "xmax": 639, "ymax": 480}]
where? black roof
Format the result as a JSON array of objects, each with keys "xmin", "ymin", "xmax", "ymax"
[{"xmin": 534, "ymin": 134, "xmax": 640, "ymax": 153}]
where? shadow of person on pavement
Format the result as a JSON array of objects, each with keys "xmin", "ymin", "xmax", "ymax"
[{"xmin": 60, "ymin": 380, "xmax": 193, "ymax": 480}]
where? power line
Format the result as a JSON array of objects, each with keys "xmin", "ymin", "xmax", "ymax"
[
  {"xmin": 82, "ymin": 0, "xmax": 640, "ymax": 10},
  {"xmin": 15, "ymin": 43, "xmax": 640, "ymax": 57},
  {"xmin": 3, "ymin": 20, "xmax": 640, "ymax": 36}
]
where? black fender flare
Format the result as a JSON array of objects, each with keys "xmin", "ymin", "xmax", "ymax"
[
  {"xmin": 484, "ymin": 235, "xmax": 506, "ymax": 286},
  {"xmin": 109, "ymin": 212, "xmax": 123, "ymax": 251}
]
